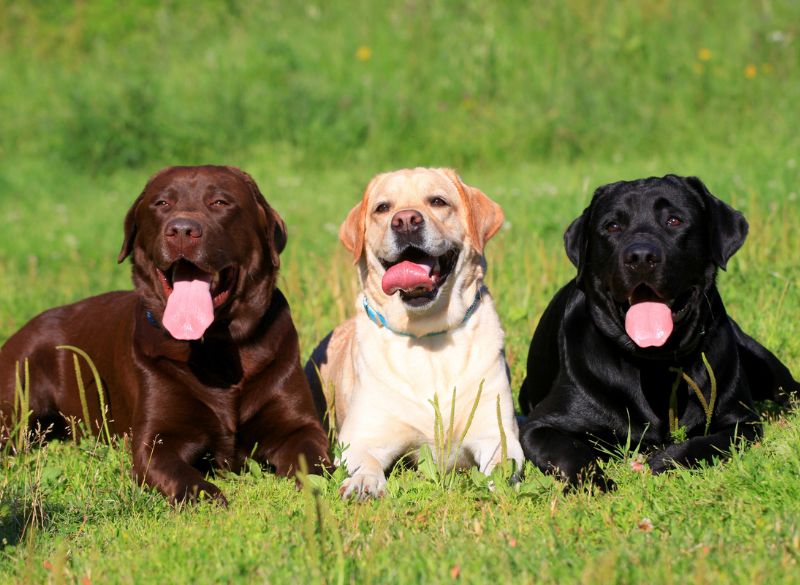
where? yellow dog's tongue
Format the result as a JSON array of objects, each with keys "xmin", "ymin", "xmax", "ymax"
[
  {"xmin": 625, "ymin": 302, "xmax": 673, "ymax": 348},
  {"xmin": 381, "ymin": 259, "xmax": 435, "ymax": 295},
  {"xmin": 162, "ymin": 264, "xmax": 214, "ymax": 340}
]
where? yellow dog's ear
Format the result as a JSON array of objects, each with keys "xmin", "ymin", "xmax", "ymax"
[
  {"xmin": 442, "ymin": 169, "xmax": 505, "ymax": 255},
  {"xmin": 339, "ymin": 174, "xmax": 383, "ymax": 264}
]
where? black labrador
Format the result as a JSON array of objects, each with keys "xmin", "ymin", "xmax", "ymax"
[{"xmin": 519, "ymin": 175, "xmax": 798, "ymax": 487}]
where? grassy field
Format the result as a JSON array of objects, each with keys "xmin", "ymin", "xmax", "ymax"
[{"xmin": 2, "ymin": 1, "xmax": 800, "ymax": 583}]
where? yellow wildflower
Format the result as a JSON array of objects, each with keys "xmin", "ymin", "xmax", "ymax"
[
  {"xmin": 697, "ymin": 48, "xmax": 712, "ymax": 61},
  {"xmin": 744, "ymin": 64, "xmax": 757, "ymax": 78},
  {"xmin": 355, "ymin": 46, "xmax": 372, "ymax": 61}
]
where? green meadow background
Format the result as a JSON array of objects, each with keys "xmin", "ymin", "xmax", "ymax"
[{"xmin": 1, "ymin": 1, "xmax": 799, "ymax": 582}]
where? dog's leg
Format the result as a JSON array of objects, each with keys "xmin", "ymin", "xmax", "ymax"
[
  {"xmin": 729, "ymin": 319, "xmax": 800, "ymax": 403},
  {"xmin": 466, "ymin": 435, "xmax": 525, "ymax": 476},
  {"xmin": 132, "ymin": 434, "xmax": 227, "ymax": 506},
  {"xmin": 520, "ymin": 424, "xmax": 613, "ymax": 489},
  {"xmin": 648, "ymin": 422, "xmax": 760, "ymax": 473},
  {"xmin": 337, "ymin": 433, "xmax": 408, "ymax": 501}
]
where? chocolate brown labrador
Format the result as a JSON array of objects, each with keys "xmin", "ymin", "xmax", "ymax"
[{"xmin": 0, "ymin": 165, "xmax": 330, "ymax": 504}]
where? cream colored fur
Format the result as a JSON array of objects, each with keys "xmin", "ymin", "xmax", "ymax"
[{"xmin": 317, "ymin": 168, "xmax": 523, "ymax": 499}]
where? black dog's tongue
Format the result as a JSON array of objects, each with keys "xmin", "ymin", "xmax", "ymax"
[{"xmin": 625, "ymin": 302, "xmax": 673, "ymax": 348}]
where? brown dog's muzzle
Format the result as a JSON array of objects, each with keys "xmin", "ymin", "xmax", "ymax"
[{"xmin": 163, "ymin": 216, "xmax": 204, "ymax": 258}]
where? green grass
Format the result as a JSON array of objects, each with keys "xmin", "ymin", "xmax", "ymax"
[{"xmin": 2, "ymin": 1, "xmax": 800, "ymax": 583}]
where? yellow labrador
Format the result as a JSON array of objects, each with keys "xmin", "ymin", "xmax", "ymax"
[{"xmin": 306, "ymin": 168, "xmax": 523, "ymax": 499}]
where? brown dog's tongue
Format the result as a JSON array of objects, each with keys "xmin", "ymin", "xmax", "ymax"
[
  {"xmin": 381, "ymin": 260, "xmax": 435, "ymax": 295},
  {"xmin": 625, "ymin": 302, "xmax": 673, "ymax": 348},
  {"xmin": 162, "ymin": 264, "xmax": 214, "ymax": 340}
]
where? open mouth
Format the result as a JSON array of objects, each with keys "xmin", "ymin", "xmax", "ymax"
[
  {"xmin": 618, "ymin": 284, "xmax": 695, "ymax": 319},
  {"xmin": 156, "ymin": 260, "xmax": 238, "ymax": 309},
  {"xmin": 379, "ymin": 246, "xmax": 459, "ymax": 307},
  {"xmin": 154, "ymin": 260, "xmax": 238, "ymax": 341},
  {"xmin": 617, "ymin": 284, "xmax": 696, "ymax": 349}
]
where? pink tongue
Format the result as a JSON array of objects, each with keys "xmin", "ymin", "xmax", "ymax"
[
  {"xmin": 381, "ymin": 260, "xmax": 435, "ymax": 295},
  {"xmin": 162, "ymin": 265, "xmax": 214, "ymax": 340},
  {"xmin": 625, "ymin": 302, "xmax": 674, "ymax": 348}
]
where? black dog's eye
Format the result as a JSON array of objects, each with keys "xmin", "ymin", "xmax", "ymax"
[
  {"xmin": 666, "ymin": 216, "xmax": 683, "ymax": 227},
  {"xmin": 604, "ymin": 221, "xmax": 623, "ymax": 233},
  {"xmin": 429, "ymin": 196, "xmax": 448, "ymax": 207},
  {"xmin": 375, "ymin": 202, "xmax": 391, "ymax": 213}
]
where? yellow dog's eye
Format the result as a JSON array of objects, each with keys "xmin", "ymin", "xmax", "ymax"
[
  {"xmin": 429, "ymin": 196, "xmax": 448, "ymax": 207},
  {"xmin": 375, "ymin": 202, "xmax": 391, "ymax": 213}
]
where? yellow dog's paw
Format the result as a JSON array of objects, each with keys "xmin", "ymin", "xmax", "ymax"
[{"xmin": 339, "ymin": 473, "xmax": 387, "ymax": 501}]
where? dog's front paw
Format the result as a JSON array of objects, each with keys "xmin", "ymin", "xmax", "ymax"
[
  {"xmin": 648, "ymin": 447, "xmax": 682, "ymax": 475},
  {"xmin": 339, "ymin": 473, "xmax": 387, "ymax": 501},
  {"xmin": 171, "ymin": 480, "xmax": 228, "ymax": 507}
]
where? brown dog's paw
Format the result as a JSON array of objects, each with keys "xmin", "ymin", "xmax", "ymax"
[{"xmin": 171, "ymin": 481, "xmax": 228, "ymax": 508}]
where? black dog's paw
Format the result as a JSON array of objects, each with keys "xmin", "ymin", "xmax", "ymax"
[
  {"xmin": 648, "ymin": 445, "xmax": 686, "ymax": 474},
  {"xmin": 558, "ymin": 463, "xmax": 616, "ymax": 493},
  {"xmin": 581, "ymin": 466, "xmax": 617, "ymax": 492}
]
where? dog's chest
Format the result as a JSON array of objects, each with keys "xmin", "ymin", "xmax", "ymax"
[{"xmin": 356, "ymin": 311, "xmax": 503, "ymax": 400}]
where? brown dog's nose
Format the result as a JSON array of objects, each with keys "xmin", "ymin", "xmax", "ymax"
[
  {"xmin": 623, "ymin": 242, "xmax": 662, "ymax": 271},
  {"xmin": 391, "ymin": 209, "xmax": 424, "ymax": 234},
  {"xmin": 164, "ymin": 217, "xmax": 203, "ymax": 239}
]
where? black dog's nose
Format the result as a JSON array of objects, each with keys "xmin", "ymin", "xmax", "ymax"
[
  {"xmin": 164, "ymin": 217, "xmax": 203, "ymax": 239},
  {"xmin": 623, "ymin": 242, "xmax": 662, "ymax": 270},
  {"xmin": 391, "ymin": 209, "xmax": 424, "ymax": 234}
]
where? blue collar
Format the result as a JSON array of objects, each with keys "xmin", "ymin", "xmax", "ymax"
[
  {"xmin": 145, "ymin": 310, "xmax": 160, "ymax": 329},
  {"xmin": 362, "ymin": 287, "xmax": 485, "ymax": 338}
]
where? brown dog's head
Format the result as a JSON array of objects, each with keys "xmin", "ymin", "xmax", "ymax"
[
  {"xmin": 118, "ymin": 165, "xmax": 287, "ymax": 342},
  {"xmin": 339, "ymin": 168, "xmax": 503, "ymax": 335}
]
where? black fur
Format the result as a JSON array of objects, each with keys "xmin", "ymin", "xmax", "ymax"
[{"xmin": 519, "ymin": 175, "xmax": 798, "ymax": 487}]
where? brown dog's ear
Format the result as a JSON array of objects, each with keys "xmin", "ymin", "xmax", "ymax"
[
  {"xmin": 339, "ymin": 174, "xmax": 382, "ymax": 264},
  {"xmin": 677, "ymin": 175, "xmax": 748, "ymax": 270},
  {"xmin": 267, "ymin": 207, "xmax": 288, "ymax": 268},
  {"xmin": 118, "ymin": 194, "xmax": 143, "ymax": 263},
  {"xmin": 225, "ymin": 166, "xmax": 287, "ymax": 268},
  {"xmin": 443, "ymin": 169, "xmax": 504, "ymax": 255}
]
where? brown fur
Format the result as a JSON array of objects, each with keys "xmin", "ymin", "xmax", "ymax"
[{"xmin": 0, "ymin": 165, "xmax": 330, "ymax": 505}]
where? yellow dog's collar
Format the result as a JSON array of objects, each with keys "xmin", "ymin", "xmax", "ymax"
[{"xmin": 362, "ymin": 287, "xmax": 484, "ymax": 338}]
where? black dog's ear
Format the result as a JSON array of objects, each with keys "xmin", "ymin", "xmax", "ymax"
[
  {"xmin": 564, "ymin": 212, "xmax": 587, "ymax": 269},
  {"xmin": 117, "ymin": 193, "xmax": 144, "ymax": 263},
  {"xmin": 564, "ymin": 207, "xmax": 591, "ymax": 285},
  {"xmin": 683, "ymin": 176, "xmax": 749, "ymax": 270},
  {"xmin": 564, "ymin": 181, "xmax": 614, "ymax": 284}
]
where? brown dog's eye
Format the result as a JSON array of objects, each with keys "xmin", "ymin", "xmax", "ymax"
[
  {"xmin": 666, "ymin": 216, "xmax": 683, "ymax": 227},
  {"xmin": 375, "ymin": 202, "xmax": 391, "ymax": 213},
  {"xmin": 605, "ymin": 221, "xmax": 623, "ymax": 233},
  {"xmin": 154, "ymin": 200, "xmax": 169, "ymax": 207},
  {"xmin": 211, "ymin": 199, "xmax": 228, "ymax": 207},
  {"xmin": 429, "ymin": 196, "xmax": 448, "ymax": 207}
]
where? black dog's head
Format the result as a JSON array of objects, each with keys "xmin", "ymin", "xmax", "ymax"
[{"xmin": 565, "ymin": 175, "xmax": 748, "ymax": 355}]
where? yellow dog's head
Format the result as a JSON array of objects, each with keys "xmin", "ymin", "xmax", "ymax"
[{"xmin": 339, "ymin": 168, "xmax": 504, "ymax": 335}]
